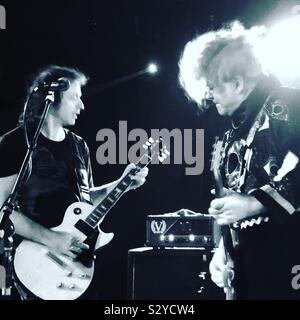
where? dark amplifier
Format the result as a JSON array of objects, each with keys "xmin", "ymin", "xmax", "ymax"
[{"xmin": 146, "ymin": 209, "xmax": 215, "ymax": 248}]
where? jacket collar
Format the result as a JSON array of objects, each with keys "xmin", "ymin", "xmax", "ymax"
[{"xmin": 231, "ymin": 74, "xmax": 281, "ymax": 137}]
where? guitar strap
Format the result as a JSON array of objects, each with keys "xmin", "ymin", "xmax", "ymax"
[
  {"xmin": 66, "ymin": 129, "xmax": 92, "ymax": 204},
  {"xmin": 237, "ymin": 91, "xmax": 276, "ymax": 192}
]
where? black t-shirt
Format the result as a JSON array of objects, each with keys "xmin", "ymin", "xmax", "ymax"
[
  {"xmin": 0, "ymin": 127, "xmax": 79, "ymax": 227},
  {"xmin": 0, "ymin": 127, "xmax": 27, "ymax": 178}
]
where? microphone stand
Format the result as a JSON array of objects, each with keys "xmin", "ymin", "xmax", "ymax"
[{"xmin": 0, "ymin": 91, "xmax": 55, "ymax": 298}]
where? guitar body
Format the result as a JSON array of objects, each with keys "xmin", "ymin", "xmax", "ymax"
[
  {"xmin": 13, "ymin": 202, "xmax": 114, "ymax": 300},
  {"xmin": 13, "ymin": 138, "xmax": 170, "ymax": 300},
  {"xmin": 223, "ymin": 257, "xmax": 236, "ymax": 300},
  {"xmin": 220, "ymin": 226, "xmax": 236, "ymax": 300}
]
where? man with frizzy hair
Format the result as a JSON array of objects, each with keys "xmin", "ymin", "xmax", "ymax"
[{"xmin": 179, "ymin": 22, "xmax": 300, "ymax": 299}]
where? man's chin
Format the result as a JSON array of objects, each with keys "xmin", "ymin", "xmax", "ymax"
[
  {"xmin": 216, "ymin": 104, "xmax": 226, "ymax": 116},
  {"xmin": 63, "ymin": 120, "xmax": 76, "ymax": 127},
  {"xmin": 216, "ymin": 104, "xmax": 231, "ymax": 117}
]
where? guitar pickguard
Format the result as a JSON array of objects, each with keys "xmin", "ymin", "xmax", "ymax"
[{"xmin": 76, "ymin": 229, "xmax": 99, "ymax": 268}]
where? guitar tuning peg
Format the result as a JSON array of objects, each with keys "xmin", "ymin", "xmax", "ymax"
[
  {"xmin": 149, "ymin": 137, "xmax": 154, "ymax": 143},
  {"xmin": 160, "ymin": 154, "xmax": 168, "ymax": 161},
  {"xmin": 164, "ymin": 149, "xmax": 170, "ymax": 156},
  {"xmin": 142, "ymin": 144, "xmax": 148, "ymax": 149}
]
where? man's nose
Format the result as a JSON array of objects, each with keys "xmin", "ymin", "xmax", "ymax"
[{"xmin": 78, "ymin": 99, "xmax": 85, "ymax": 111}]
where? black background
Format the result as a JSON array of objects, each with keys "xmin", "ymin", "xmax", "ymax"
[{"xmin": 0, "ymin": 0, "xmax": 299, "ymax": 299}]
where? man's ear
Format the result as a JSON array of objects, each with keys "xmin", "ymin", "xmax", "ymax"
[{"xmin": 234, "ymin": 75, "xmax": 244, "ymax": 94}]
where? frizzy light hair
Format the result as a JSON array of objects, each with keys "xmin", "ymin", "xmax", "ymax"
[
  {"xmin": 178, "ymin": 21, "xmax": 266, "ymax": 108},
  {"xmin": 18, "ymin": 65, "xmax": 88, "ymax": 126},
  {"xmin": 203, "ymin": 35, "xmax": 263, "ymax": 88}
]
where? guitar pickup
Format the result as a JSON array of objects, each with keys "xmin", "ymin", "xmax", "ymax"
[{"xmin": 46, "ymin": 251, "xmax": 73, "ymax": 275}]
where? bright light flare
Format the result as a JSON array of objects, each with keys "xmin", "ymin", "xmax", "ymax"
[
  {"xmin": 189, "ymin": 234, "xmax": 195, "ymax": 242},
  {"xmin": 147, "ymin": 63, "xmax": 158, "ymax": 74},
  {"xmin": 254, "ymin": 17, "xmax": 300, "ymax": 80},
  {"xmin": 168, "ymin": 234, "xmax": 175, "ymax": 242}
]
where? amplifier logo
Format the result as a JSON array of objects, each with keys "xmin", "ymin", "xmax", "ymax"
[
  {"xmin": 0, "ymin": 265, "xmax": 5, "ymax": 289},
  {"xmin": 151, "ymin": 220, "xmax": 167, "ymax": 234}
]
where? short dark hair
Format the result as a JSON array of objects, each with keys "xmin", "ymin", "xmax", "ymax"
[{"xmin": 19, "ymin": 65, "xmax": 88, "ymax": 126}]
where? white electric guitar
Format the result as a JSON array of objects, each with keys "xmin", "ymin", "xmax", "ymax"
[{"xmin": 14, "ymin": 138, "xmax": 170, "ymax": 300}]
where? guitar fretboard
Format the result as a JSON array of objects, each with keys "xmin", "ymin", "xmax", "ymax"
[{"xmin": 85, "ymin": 154, "xmax": 150, "ymax": 228}]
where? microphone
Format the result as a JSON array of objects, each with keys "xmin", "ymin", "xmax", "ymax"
[{"xmin": 33, "ymin": 77, "xmax": 70, "ymax": 92}]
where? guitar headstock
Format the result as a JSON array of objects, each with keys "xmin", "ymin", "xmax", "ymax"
[
  {"xmin": 142, "ymin": 137, "xmax": 170, "ymax": 164},
  {"xmin": 210, "ymin": 137, "xmax": 224, "ymax": 174},
  {"xmin": 158, "ymin": 137, "xmax": 170, "ymax": 163}
]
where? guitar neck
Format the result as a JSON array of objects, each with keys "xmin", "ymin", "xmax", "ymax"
[
  {"xmin": 211, "ymin": 138, "xmax": 236, "ymax": 299},
  {"xmin": 213, "ymin": 169, "xmax": 235, "ymax": 262},
  {"xmin": 214, "ymin": 171, "xmax": 225, "ymax": 199},
  {"xmin": 85, "ymin": 154, "xmax": 151, "ymax": 228}
]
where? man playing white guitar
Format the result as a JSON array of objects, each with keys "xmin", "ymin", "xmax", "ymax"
[{"xmin": 0, "ymin": 65, "xmax": 148, "ymax": 300}]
